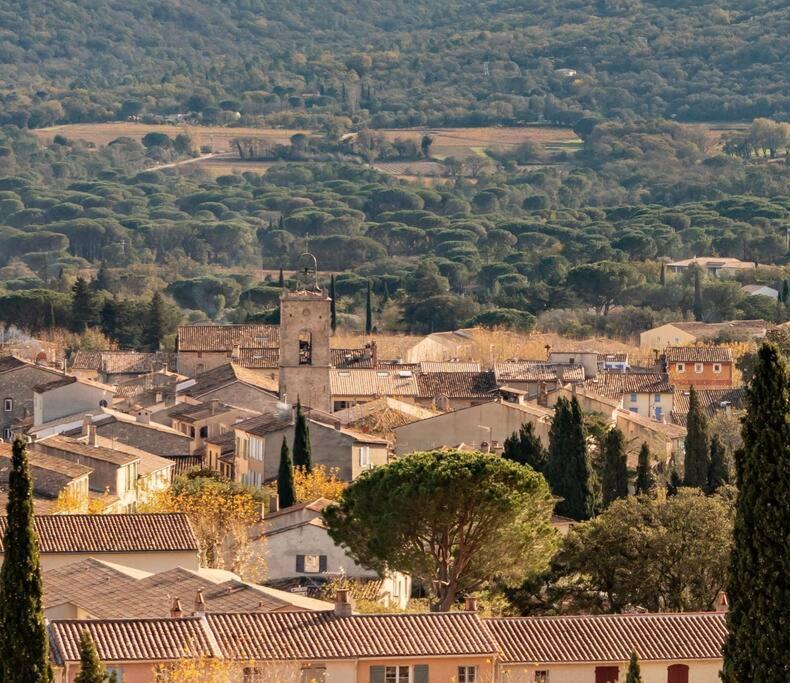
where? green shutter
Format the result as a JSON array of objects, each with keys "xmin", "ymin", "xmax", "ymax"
[
  {"xmin": 413, "ymin": 664, "xmax": 429, "ymax": 683},
  {"xmin": 370, "ymin": 665, "xmax": 385, "ymax": 683}
]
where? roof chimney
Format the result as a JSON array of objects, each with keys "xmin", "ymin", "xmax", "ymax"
[
  {"xmin": 170, "ymin": 597, "xmax": 183, "ymax": 618},
  {"xmin": 334, "ymin": 589, "xmax": 353, "ymax": 617},
  {"xmin": 81, "ymin": 416, "xmax": 91, "ymax": 437},
  {"xmin": 714, "ymin": 590, "xmax": 729, "ymax": 612},
  {"xmin": 193, "ymin": 589, "xmax": 206, "ymax": 616},
  {"xmin": 464, "ymin": 596, "xmax": 478, "ymax": 612},
  {"xmin": 87, "ymin": 425, "xmax": 98, "ymax": 447}
]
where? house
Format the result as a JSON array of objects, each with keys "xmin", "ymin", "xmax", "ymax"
[
  {"xmin": 176, "ymin": 324, "xmax": 279, "ymax": 376},
  {"xmin": 204, "ymin": 431, "xmax": 236, "ymax": 477},
  {"xmin": 741, "ymin": 284, "xmax": 779, "ymax": 299},
  {"xmin": 0, "ymin": 334, "xmax": 62, "ymax": 366},
  {"xmin": 112, "ymin": 368, "xmax": 184, "ymax": 410},
  {"xmin": 176, "ymin": 362, "xmax": 280, "ymax": 413},
  {"xmin": 42, "ymin": 557, "xmax": 331, "ymax": 621},
  {"xmin": 169, "ymin": 400, "xmax": 257, "ymax": 451},
  {"xmin": 582, "ymin": 373, "xmax": 674, "ymax": 421},
  {"xmin": 330, "ymin": 368, "xmax": 420, "ymax": 411},
  {"xmin": 0, "ymin": 513, "xmax": 199, "ymax": 572},
  {"xmin": 404, "ymin": 329, "xmax": 476, "ymax": 363},
  {"xmin": 598, "ymin": 352, "xmax": 629, "ymax": 372},
  {"xmin": 0, "ymin": 442, "xmax": 92, "ymax": 514},
  {"xmin": 671, "ymin": 388, "xmax": 745, "ymax": 426},
  {"xmin": 415, "ymin": 371, "xmax": 498, "ymax": 410},
  {"xmin": 666, "ymin": 256, "xmax": 756, "ymax": 277},
  {"xmin": 71, "ymin": 351, "xmax": 177, "ymax": 384},
  {"xmin": 488, "ymin": 612, "xmax": 726, "ymax": 683},
  {"xmin": 84, "ymin": 408, "xmax": 194, "ymax": 459},
  {"xmin": 33, "ymin": 376, "xmax": 115, "ymax": 427},
  {"xmin": 548, "ymin": 350, "xmax": 599, "ymax": 379},
  {"xmin": 394, "ymin": 399, "xmax": 554, "ymax": 456},
  {"xmin": 494, "ymin": 361, "xmax": 586, "ymax": 399},
  {"xmin": 615, "ymin": 408, "xmax": 686, "ymax": 465},
  {"xmin": 0, "ymin": 356, "xmax": 65, "ymax": 440},
  {"xmin": 232, "ymin": 410, "xmax": 389, "ymax": 485},
  {"xmin": 331, "ymin": 397, "xmax": 437, "ymax": 442},
  {"xmin": 665, "ymin": 347, "xmax": 734, "ymax": 389},
  {"xmin": 639, "ymin": 320, "xmax": 769, "ymax": 349},
  {"xmin": 256, "ymin": 498, "xmax": 411, "ymax": 610}
]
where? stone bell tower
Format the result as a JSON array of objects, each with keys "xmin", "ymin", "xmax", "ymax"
[{"xmin": 278, "ymin": 261, "xmax": 332, "ymax": 412}]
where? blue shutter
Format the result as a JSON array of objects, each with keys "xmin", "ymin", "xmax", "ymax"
[
  {"xmin": 370, "ymin": 666, "xmax": 385, "ymax": 683},
  {"xmin": 296, "ymin": 555, "xmax": 305, "ymax": 572},
  {"xmin": 413, "ymin": 664, "xmax": 429, "ymax": 683}
]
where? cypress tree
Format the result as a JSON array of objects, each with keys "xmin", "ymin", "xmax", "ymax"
[
  {"xmin": 706, "ymin": 434, "xmax": 730, "ymax": 493},
  {"xmin": 0, "ymin": 439, "xmax": 53, "ymax": 682},
  {"xmin": 601, "ymin": 427, "xmax": 629, "ymax": 507},
  {"xmin": 683, "ymin": 386, "xmax": 710, "ymax": 488},
  {"xmin": 143, "ymin": 290, "xmax": 167, "ymax": 352},
  {"xmin": 91, "ymin": 261, "xmax": 111, "ymax": 293},
  {"xmin": 666, "ymin": 466, "xmax": 682, "ymax": 496},
  {"xmin": 502, "ymin": 422, "xmax": 546, "ymax": 471},
  {"xmin": 722, "ymin": 343, "xmax": 790, "ymax": 682},
  {"xmin": 278, "ymin": 267, "xmax": 285, "ymax": 289},
  {"xmin": 70, "ymin": 276, "xmax": 99, "ymax": 333},
  {"xmin": 635, "ymin": 442, "xmax": 655, "ymax": 495},
  {"xmin": 74, "ymin": 631, "xmax": 106, "ymax": 683},
  {"xmin": 659, "ymin": 262, "xmax": 666, "ymax": 286},
  {"xmin": 545, "ymin": 396, "xmax": 595, "ymax": 521},
  {"xmin": 365, "ymin": 280, "xmax": 373, "ymax": 335},
  {"xmin": 692, "ymin": 267, "xmax": 704, "ymax": 322},
  {"xmin": 782, "ymin": 278, "xmax": 789, "ymax": 304},
  {"xmin": 292, "ymin": 399, "xmax": 312, "ymax": 472},
  {"xmin": 277, "ymin": 437, "xmax": 296, "ymax": 509},
  {"xmin": 625, "ymin": 652, "xmax": 643, "ymax": 683},
  {"xmin": 330, "ymin": 274, "xmax": 337, "ymax": 333}
]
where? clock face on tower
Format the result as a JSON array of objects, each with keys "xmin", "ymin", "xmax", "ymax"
[{"xmin": 302, "ymin": 307, "xmax": 311, "ymax": 317}]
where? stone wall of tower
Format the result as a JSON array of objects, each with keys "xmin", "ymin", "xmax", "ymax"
[{"xmin": 278, "ymin": 290, "xmax": 332, "ymax": 412}]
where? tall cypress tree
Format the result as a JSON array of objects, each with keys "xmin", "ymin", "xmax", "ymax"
[
  {"xmin": 0, "ymin": 439, "xmax": 53, "ymax": 682},
  {"xmin": 706, "ymin": 434, "xmax": 730, "ymax": 493},
  {"xmin": 277, "ymin": 437, "xmax": 296, "ymax": 509},
  {"xmin": 625, "ymin": 652, "xmax": 643, "ymax": 683},
  {"xmin": 365, "ymin": 280, "xmax": 373, "ymax": 335},
  {"xmin": 692, "ymin": 267, "xmax": 704, "ymax": 322},
  {"xmin": 330, "ymin": 274, "xmax": 337, "ymax": 333},
  {"xmin": 74, "ymin": 631, "xmax": 106, "ymax": 683},
  {"xmin": 70, "ymin": 276, "xmax": 99, "ymax": 333},
  {"xmin": 601, "ymin": 427, "xmax": 629, "ymax": 507},
  {"xmin": 502, "ymin": 422, "xmax": 546, "ymax": 471},
  {"xmin": 143, "ymin": 290, "xmax": 167, "ymax": 352},
  {"xmin": 292, "ymin": 399, "xmax": 313, "ymax": 472},
  {"xmin": 659, "ymin": 262, "xmax": 666, "ymax": 286},
  {"xmin": 91, "ymin": 261, "xmax": 111, "ymax": 293},
  {"xmin": 683, "ymin": 387, "xmax": 710, "ymax": 488},
  {"xmin": 722, "ymin": 343, "xmax": 790, "ymax": 682},
  {"xmin": 545, "ymin": 396, "xmax": 595, "ymax": 521},
  {"xmin": 635, "ymin": 442, "xmax": 655, "ymax": 495}
]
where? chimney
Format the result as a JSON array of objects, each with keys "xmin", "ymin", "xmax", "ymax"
[
  {"xmin": 464, "ymin": 596, "xmax": 478, "ymax": 612},
  {"xmin": 334, "ymin": 420, "xmax": 342, "ymax": 431},
  {"xmin": 231, "ymin": 344, "xmax": 241, "ymax": 362},
  {"xmin": 87, "ymin": 425, "xmax": 98, "ymax": 447},
  {"xmin": 136, "ymin": 410, "xmax": 150, "ymax": 425},
  {"xmin": 210, "ymin": 399, "xmax": 220, "ymax": 415},
  {"xmin": 193, "ymin": 589, "xmax": 206, "ymax": 616},
  {"xmin": 170, "ymin": 597, "xmax": 183, "ymax": 618},
  {"xmin": 714, "ymin": 591, "xmax": 729, "ymax": 613},
  {"xmin": 334, "ymin": 589, "xmax": 353, "ymax": 617},
  {"xmin": 81, "ymin": 416, "xmax": 91, "ymax": 437},
  {"xmin": 480, "ymin": 441, "xmax": 490, "ymax": 453}
]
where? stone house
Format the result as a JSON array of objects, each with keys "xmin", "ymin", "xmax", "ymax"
[
  {"xmin": 582, "ymin": 372, "xmax": 674, "ymax": 421},
  {"xmin": 176, "ymin": 362, "xmax": 280, "ymax": 413},
  {"xmin": 168, "ymin": 400, "xmax": 257, "ymax": 452},
  {"xmin": 71, "ymin": 351, "xmax": 177, "ymax": 384},
  {"xmin": 176, "ymin": 324, "xmax": 279, "ymax": 376},
  {"xmin": 0, "ymin": 356, "xmax": 65, "ymax": 440},
  {"xmin": 494, "ymin": 361, "xmax": 586, "ymax": 400},
  {"xmin": 33, "ymin": 376, "xmax": 115, "ymax": 427}
]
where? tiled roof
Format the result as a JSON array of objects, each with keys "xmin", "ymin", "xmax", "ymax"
[
  {"xmin": 187, "ymin": 363, "xmax": 279, "ymax": 397},
  {"xmin": 206, "ymin": 611, "xmax": 497, "ymax": 660},
  {"xmin": 48, "ymin": 617, "xmax": 219, "ymax": 664},
  {"xmin": 416, "ymin": 371, "xmax": 497, "ymax": 399},
  {"xmin": 486, "ymin": 612, "xmax": 727, "ymax": 664},
  {"xmin": 165, "ymin": 455, "xmax": 205, "ymax": 476},
  {"xmin": 665, "ymin": 346, "xmax": 733, "ymax": 363},
  {"xmin": 37, "ymin": 435, "xmax": 139, "ymax": 466},
  {"xmin": 418, "ymin": 361, "xmax": 481, "ymax": 373},
  {"xmin": 169, "ymin": 400, "xmax": 240, "ymax": 423},
  {"xmin": 0, "ymin": 355, "xmax": 29, "ymax": 373},
  {"xmin": 583, "ymin": 373, "xmax": 673, "ymax": 399},
  {"xmin": 72, "ymin": 351, "xmax": 177, "ymax": 374},
  {"xmin": 671, "ymin": 388, "xmax": 745, "ymax": 426},
  {"xmin": 0, "ymin": 443, "xmax": 92, "ymax": 499},
  {"xmin": 330, "ymin": 369, "xmax": 419, "ymax": 397},
  {"xmin": 666, "ymin": 320, "xmax": 769, "ymax": 339},
  {"xmin": 0, "ymin": 513, "xmax": 197, "ymax": 554},
  {"xmin": 177, "ymin": 325, "xmax": 279, "ymax": 352},
  {"xmin": 0, "ymin": 442, "xmax": 91, "ymax": 481},
  {"xmin": 266, "ymin": 576, "xmax": 386, "ymax": 602},
  {"xmin": 598, "ymin": 353, "xmax": 628, "ymax": 363},
  {"xmin": 33, "ymin": 375, "xmax": 77, "ymax": 393},
  {"xmin": 615, "ymin": 409, "xmax": 687, "ymax": 438},
  {"xmin": 236, "ymin": 347, "xmax": 279, "ymax": 368},
  {"xmin": 332, "ymin": 348, "xmax": 377, "ymax": 369},
  {"xmin": 235, "ymin": 412, "xmax": 293, "ymax": 437},
  {"xmin": 495, "ymin": 361, "xmax": 585, "ymax": 383}
]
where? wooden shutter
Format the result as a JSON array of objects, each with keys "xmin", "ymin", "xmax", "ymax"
[
  {"xmin": 296, "ymin": 555, "xmax": 305, "ymax": 572},
  {"xmin": 319, "ymin": 555, "xmax": 328, "ymax": 572},
  {"xmin": 413, "ymin": 664, "xmax": 429, "ymax": 683},
  {"xmin": 369, "ymin": 665, "xmax": 385, "ymax": 683},
  {"xmin": 667, "ymin": 664, "xmax": 689, "ymax": 683},
  {"xmin": 595, "ymin": 666, "xmax": 619, "ymax": 683}
]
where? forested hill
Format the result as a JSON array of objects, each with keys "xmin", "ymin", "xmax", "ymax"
[{"xmin": 1, "ymin": 0, "xmax": 787, "ymax": 128}]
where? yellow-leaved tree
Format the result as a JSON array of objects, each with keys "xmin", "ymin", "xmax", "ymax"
[
  {"xmin": 293, "ymin": 464, "xmax": 346, "ymax": 503},
  {"xmin": 155, "ymin": 657, "xmax": 310, "ymax": 683}
]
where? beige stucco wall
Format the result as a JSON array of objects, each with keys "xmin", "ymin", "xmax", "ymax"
[
  {"xmin": 640, "ymin": 325, "xmax": 697, "ymax": 350},
  {"xmin": 394, "ymin": 401, "xmax": 552, "ymax": 456},
  {"xmin": 177, "ymin": 351, "xmax": 234, "ymax": 377},
  {"xmin": 34, "ymin": 382, "xmax": 114, "ymax": 426},
  {"xmin": 620, "ymin": 391, "xmax": 674, "ymax": 421},
  {"xmin": 360, "ymin": 657, "xmax": 496, "ymax": 683},
  {"xmin": 500, "ymin": 659, "xmax": 722, "ymax": 683},
  {"xmin": 27, "ymin": 550, "xmax": 200, "ymax": 573}
]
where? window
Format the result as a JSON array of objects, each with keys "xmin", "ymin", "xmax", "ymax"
[
  {"xmin": 199, "ymin": 425, "xmax": 208, "ymax": 438},
  {"xmin": 359, "ymin": 446, "xmax": 371, "ymax": 468},
  {"xmin": 630, "ymin": 393, "xmax": 637, "ymax": 403},
  {"xmin": 655, "ymin": 407, "xmax": 663, "ymax": 421},
  {"xmin": 534, "ymin": 673, "xmax": 549, "ymax": 683},
  {"xmin": 189, "ymin": 426, "xmax": 196, "ymax": 438},
  {"xmin": 458, "ymin": 666, "xmax": 477, "ymax": 682},
  {"xmin": 299, "ymin": 330, "xmax": 313, "ymax": 365},
  {"xmin": 694, "ymin": 363, "xmax": 703, "ymax": 373},
  {"xmin": 296, "ymin": 554, "xmax": 326, "ymax": 573},
  {"xmin": 676, "ymin": 363, "xmax": 685, "ymax": 373},
  {"xmin": 371, "ymin": 665, "xmax": 427, "ymax": 683},
  {"xmin": 713, "ymin": 363, "xmax": 722, "ymax": 373},
  {"xmin": 654, "ymin": 394, "xmax": 661, "ymax": 402},
  {"xmin": 3, "ymin": 398, "xmax": 12, "ymax": 412},
  {"xmin": 106, "ymin": 668, "xmax": 123, "ymax": 682},
  {"xmin": 385, "ymin": 667, "xmax": 409, "ymax": 683},
  {"xmin": 2, "ymin": 428, "xmax": 11, "ymax": 440}
]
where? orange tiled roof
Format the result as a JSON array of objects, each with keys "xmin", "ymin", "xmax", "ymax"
[
  {"xmin": 177, "ymin": 325, "xmax": 279, "ymax": 352},
  {"xmin": 665, "ymin": 346, "xmax": 733, "ymax": 363},
  {"xmin": 416, "ymin": 371, "xmax": 498, "ymax": 399},
  {"xmin": 583, "ymin": 373, "xmax": 673, "ymax": 399}
]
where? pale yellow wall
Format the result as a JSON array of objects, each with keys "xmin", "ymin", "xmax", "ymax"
[
  {"xmin": 620, "ymin": 391, "xmax": 674, "ymax": 420},
  {"xmin": 360, "ymin": 657, "xmax": 496, "ymax": 683},
  {"xmin": 63, "ymin": 661, "xmax": 160, "ymax": 683},
  {"xmin": 500, "ymin": 659, "xmax": 722, "ymax": 683},
  {"xmin": 639, "ymin": 325, "xmax": 697, "ymax": 350}
]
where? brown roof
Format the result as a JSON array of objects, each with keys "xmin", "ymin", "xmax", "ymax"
[
  {"xmin": 598, "ymin": 353, "xmax": 628, "ymax": 363},
  {"xmin": 330, "ymin": 369, "xmax": 419, "ymax": 397},
  {"xmin": 332, "ymin": 348, "xmax": 377, "ymax": 369},
  {"xmin": 0, "ymin": 355, "xmax": 30, "ymax": 373},
  {"xmin": 486, "ymin": 612, "xmax": 727, "ymax": 664},
  {"xmin": 0, "ymin": 513, "xmax": 198, "ymax": 554},
  {"xmin": 495, "ymin": 362, "xmax": 586, "ymax": 383},
  {"xmin": 266, "ymin": 576, "xmax": 386, "ymax": 602},
  {"xmin": 235, "ymin": 412, "xmax": 293, "ymax": 437},
  {"xmin": 583, "ymin": 373, "xmax": 673, "ymax": 399},
  {"xmin": 206, "ymin": 611, "xmax": 498, "ymax": 660},
  {"xmin": 671, "ymin": 388, "xmax": 745, "ymax": 426},
  {"xmin": 236, "ymin": 347, "xmax": 279, "ymax": 368},
  {"xmin": 37, "ymin": 435, "xmax": 140, "ymax": 466},
  {"xmin": 169, "ymin": 400, "xmax": 239, "ymax": 423},
  {"xmin": 177, "ymin": 325, "xmax": 279, "ymax": 352},
  {"xmin": 187, "ymin": 363, "xmax": 279, "ymax": 398},
  {"xmin": 665, "ymin": 346, "xmax": 733, "ymax": 363},
  {"xmin": 0, "ymin": 443, "xmax": 91, "ymax": 498},
  {"xmin": 419, "ymin": 361, "xmax": 482, "ymax": 373},
  {"xmin": 72, "ymin": 351, "xmax": 177, "ymax": 374},
  {"xmin": 48, "ymin": 617, "xmax": 219, "ymax": 664},
  {"xmin": 33, "ymin": 375, "xmax": 77, "ymax": 393},
  {"xmin": 416, "ymin": 371, "xmax": 497, "ymax": 399}
]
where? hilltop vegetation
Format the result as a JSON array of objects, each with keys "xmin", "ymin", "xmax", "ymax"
[{"xmin": 0, "ymin": 0, "xmax": 788, "ymax": 128}]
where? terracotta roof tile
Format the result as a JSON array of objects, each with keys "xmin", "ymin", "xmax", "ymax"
[
  {"xmin": 237, "ymin": 347, "xmax": 279, "ymax": 368},
  {"xmin": 177, "ymin": 325, "xmax": 279, "ymax": 352},
  {"xmin": 416, "ymin": 371, "xmax": 497, "ymax": 399},
  {"xmin": 0, "ymin": 355, "xmax": 29, "ymax": 373},
  {"xmin": 671, "ymin": 388, "xmax": 745, "ymax": 426},
  {"xmin": 665, "ymin": 347, "xmax": 733, "ymax": 363},
  {"xmin": 486, "ymin": 612, "xmax": 727, "ymax": 663},
  {"xmin": 37, "ymin": 435, "xmax": 140, "ymax": 466},
  {"xmin": 235, "ymin": 412, "xmax": 293, "ymax": 437},
  {"xmin": 0, "ymin": 513, "xmax": 197, "ymax": 554},
  {"xmin": 583, "ymin": 373, "xmax": 673, "ymax": 399},
  {"xmin": 332, "ymin": 348, "xmax": 377, "ymax": 369},
  {"xmin": 330, "ymin": 369, "xmax": 419, "ymax": 397},
  {"xmin": 206, "ymin": 611, "xmax": 497, "ymax": 660},
  {"xmin": 495, "ymin": 361, "xmax": 585, "ymax": 383},
  {"xmin": 72, "ymin": 351, "xmax": 177, "ymax": 374}
]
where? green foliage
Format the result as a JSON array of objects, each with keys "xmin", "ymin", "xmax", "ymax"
[
  {"xmin": 277, "ymin": 437, "xmax": 296, "ymax": 509},
  {"xmin": 706, "ymin": 435, "xmax": 730, "ymax": 494},
  {"xmin": 625, "ymin": 652, "xmax": 643, "ymax": 683},
  {"xmin": 545, "ymin": 397, "xmax": 595, "ymax": 521},
  {"xmin": 324, "ymin": 449, "xmax": 557, "ymax": 611},
  {"xmin": 70, "ymin": 276, "xmax": 99, "ymax": 333},
  {"xmin": 635, "ymin": 443, "xmax": 655, "ymax": 496},
  {"xmin": 601, "ymin": 428, "xmax": 628, "ymax": 508},
  {"xmin": 0, "ymin": 440, "xmax": 53, "ymax": 682},
  {"xmin": 292, "ymin": 400, "xmax": 312, "ymax": 472},
  {"xmin": 683, "ymin": 387, "xmax": 710, "ymax": 489},
  {"xmin": 502, "ymin": 422, "xmax": 546, "ymax": 472},
  {"xmin": 722, "ymin": 343, "xmax": 790, "ymax": 682},
  {"xmin": 466, "ymin": 308, "xmax": 536, "ymax": 332},
  {"xmin": 74, "ymin": 631, "xmax": 106, "ymax": 683}
]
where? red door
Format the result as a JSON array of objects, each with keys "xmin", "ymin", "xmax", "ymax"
[
  {"xmin": 595, "ymin": 666, "xmax": 619, "ymax": 683},
  {"xmin": 667, "ymin": 664, "xmax": 689, "ymax": 683}
]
